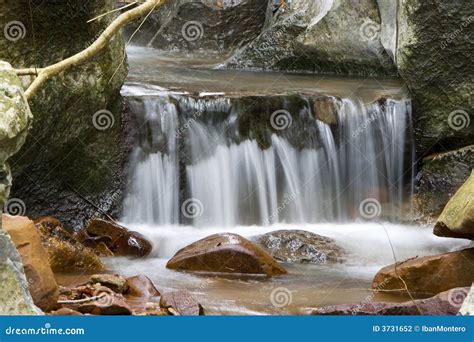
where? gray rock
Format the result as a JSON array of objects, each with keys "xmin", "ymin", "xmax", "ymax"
[{"xmin": 255, "ymin": 230, "xmax": 346, "ymax": 264}]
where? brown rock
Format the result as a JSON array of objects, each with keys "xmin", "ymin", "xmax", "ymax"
[
  {"xmin": 3, "ymin": 214, "xmax": 59, "ymax": 311},
  {"xmin": 85, "ymin": 218, "xmax": 152, "ymax": 257},
  {"xmin": 126, "ymin": 275, "xmax": 160, "ymax": 298},
  {"xmin": 255, "ymin": 230, "xmax": 346, "ymax": 264},
  {"xmin": 51, "ymin": 308, "xmax": 83, "ymax": 316},
  {"xmin": 166, "ymin": 233, "xmax": 287, "ymax": 276},
  {"xmin": 89, "ymin": 274, "xmax": 128, "ymax": 294},
  {"xmin": 372, "ymin": 248, "xmax": 474, "ymax": 297},
  {"xmin": 78, "ymin": 294, "xmax": 132, "ymax": 315},
  {"xmin": 34, "ymin": 217, "xmax": 104, "ymax": 272},
  {"xmin": 310, "ymin": 287, "xmax": 470, "ymax": 315},
  {"xmin": 159, "ymin": 290, "xmax": 203, "ymax": 316}
]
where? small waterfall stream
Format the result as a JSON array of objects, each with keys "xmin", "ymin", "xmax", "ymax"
[{"xmin": 121, "ymin": 87, "xmax": 413, "ymax": 227}]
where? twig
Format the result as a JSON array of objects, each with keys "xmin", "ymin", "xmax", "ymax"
[
  {"xmin": 58, "ymin": 293, "xmax": 106, "ymax": 305},
  {"xmin": 87, "ymin": 2, "xmax": 138, "ymax": 23}
]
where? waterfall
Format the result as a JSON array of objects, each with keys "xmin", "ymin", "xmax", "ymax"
[{"xmin": 121, "ymin": 88, "xmax": 412, "ymax": 227}]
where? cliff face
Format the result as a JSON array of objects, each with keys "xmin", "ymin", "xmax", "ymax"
[{"xmin": 0, "ymin": 0, "xmax": 129, "ymax": 229}]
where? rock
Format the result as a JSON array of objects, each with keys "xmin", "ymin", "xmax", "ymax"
[
  {"xmin": 459, "ymin": 284, "xmax": 474, "ymax": 316},
  {"xmin": 126, "ymin": 275, "xmax": 161, "ymax": 298},
  {"xmin": 0, "ymin": 228, "xmax": 41, "ymax": 315},
  {"xmin": 414, "ymin": 146, "xmax": 474, "ymax": 220},
  {"xmin": 310, "ymin": 287, "xmax": 470, "ymax": 315},
  {"xmin": 51, "ymin": 308, "xmax": 83, "ymax": 316},
  {"xmin": 372, "ymin": 248, "xmax": 474, "ymax": 297},
  {"xmin": 34, "ymin": 217, "xmax": 104, "ymax": 272},
  {"xmin": 255, "ymin": 230, "xmax": 345, "ymax": 264},
  {"xmin": 3, "ymin": 215, "xmax": 59, "ymax": 311},
  {"xmin": 84, "ymin": 218, "xmax": 152, "ymax": 257},
  {"xmin": 225, "ymin": 0, "xmax": 396, "ymax": 76},
  {"xmin": 126, "ymin": 0, "xmax": 266, "ymax": 53},
  {"xmin": 434, "ymin": 171, "xmax": 474, "ymax": 239},
  {"xmin": 167, "ymin": 233, "xmax": 287, "ymax": 276},
  {"xmin": 2, "ymin": 0, "xmax": 129, "ymax": 230},
  {"xmin": 89, "ymin": 274, "xmax": 129, "ymax": 294},
  {"xmin": 159, "ymin": 290, "xmax": 204, "ymax": 316},
  {"xmin": 397, "ymin": 0, "xmax": 472, "ymax": 155},
  {"xmin": 78, "ymin": 294, "xmax": 132, "ymax": 315}
]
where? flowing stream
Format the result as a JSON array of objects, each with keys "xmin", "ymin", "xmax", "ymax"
[{"xmin": 106, "ymin": 47, "xmax": 470, "ymax": 315}]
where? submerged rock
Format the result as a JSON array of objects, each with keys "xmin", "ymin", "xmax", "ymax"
[
  {"xmin": 159, "ymin": 290, "xmax": 204, "ymax": 316},
  {"xmin": 310, "ymin": 287, "xmax": 470, "ymax": 315},
  {"xmin": 3, "ymin": 215, "xmax": 59, "ymax": 311},
  {"xmin": 372, "ymin": 248, "xmax": 474, "ymax": 297},
  {"xmin": 34, "ymin": 217, "xmax": 104, "ymax": 272},
  {"xmin": 126, "ymin": 275, "xmax": 161, "ymax": 298},
  {"xmin": 255, "ymin": 230, "xmax": 346, "ymax": 264},
  {"xmin": 434, "ymin": 171, "xmax": 474, "ymax": 240},
  {"xmin": 84, "ymin": 218, "xmax": 152, "ymax": 257},
  {"xmin": 167, "ymin": 233, "xmax": 287, "ymax": 276}
]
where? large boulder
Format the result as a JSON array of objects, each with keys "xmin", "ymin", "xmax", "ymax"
[
  {"xmin": 0, "ymin": 0, "xmax": 129, "ymax": 230},
  {"xmin": 166, "ymin": 233, "xmax": 287, "ymax": 276},
  {"xmin": 254, "ymin": 229, "xmax": 346, "ymax": 264},
  {"xmin": 396, "ymin": 0, "xmax": 473, "ymax": 155},
  {"xmin": 0, "ymin": 228, "xmax": 41, "ymax": 315},
  {"xmin": 3, "ymin": 215, "xmax": 59, "ymax": 311},
  {"xmin": 414, "ymin": 146, "xmax": 474, "ymax": 221},
  {"xmin": 372, "ymin": 248, "xmax": 474, "ymax": 297},
  {"xmin": 310, "ymin": 287, "xmax": 470, "ymax": 315},
  {"xmin": 434, "ymin": 171, "xmax": 474, "ymax": 239},
  {"xmin": 225, "ymin": 0, "xmax": 397, "ymax": 76},
  {"xmin": 83, "ymin": 218, "xmax": 153, "ymax": 257}
]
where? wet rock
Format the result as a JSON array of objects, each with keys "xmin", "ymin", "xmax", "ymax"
[
  {"xmin": 89, "ymin": 274, "xmax": 128, "ymax": 294},
  {"xmin": 126, "ymin": 275, "xmax": 160, "ymax": 298},
  {"xmin": 78, "ymin": 294, "xmax": 132, "ymax": 315},
  {"xmin": 434, "ymin": 170, "xmax": 474, "ymax": 239},
  {"xmin": 85, "ymin": 218, "xmax": 152, "ymax": 257},
  {"xmin": 51, "ymin": 308, "xmax": 83, "ymax": 316},
  {"xmin": 414, "ymin": 146, "xmax": 474, "ymax": 221},
  {"xmin": 372, "ymin": 248, "xmax": 474, "ymax": 297},
  {"xmin": 3, "ymin": 215, "xmax": 59, "ymax": 311},
  {"xmin": 159, "ymin": 290, "xmax": 204, "ymax": 316},
  {"xmin": 255, "ymin": 230, "xmax": 345, "ymax": 264},
  {"xmin": 166, "ymin": 233, "xmax": 287, "ymax": 276},
  {"xmin": 34, "ymin": 217, "xmax": 104, "ymax": 272},
  {"xmin": 310, "ymin": 287, "xmax": 470, "ymax": 315}
]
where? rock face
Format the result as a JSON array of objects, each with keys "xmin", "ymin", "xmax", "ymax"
[
  {"xmin": 310, "ymin": 287, "xmax": 470, "ymax": 315},
  {"xmin": 372, "ymin": 248, "xmax": 474, "ymax": 297},
  {"xmin": 166, "ymin": 233, "xmax": 287, "ymax": 276},
  {"xmin": 84, "ymin": 218, "xmax": 153, "ymax": 257},
  {"xmin": 34, "ymin": 217, "xmax": 104, "ymax": 272},
  {"xmin": 434, "ymin": 171, "xmax": 474, "ymax": 239},
  {"xmin": 414, "ymin": 146, "xmax": 474, "ymax": 220},
  {"xmin": 159, "ymin": 290, "xmax": 204, "ymax": 316},
  {"xmin": 0, "ymin": 227, "xmax": 41, "ymax": 315},
  {"xmin": 397, "ymin": 0, "xmax": 473, "ymax": 155},
  {"xmin": 126, "ymin": 0, "xmax": 267, "ymax": 53},
  {"xmin": 255, "ymin": 230, "xmax": 345, "ymax": 264},
  {"xmin": 0, "ymin": 0, "xmax": 129, "ymax": 230},
  {"xmin": 3, "ymin": 215, "xmax": 59, "ymax": 311},
  {"xmin": 225, "ymin": 0, "xmax": 396, "ymax": 76}
]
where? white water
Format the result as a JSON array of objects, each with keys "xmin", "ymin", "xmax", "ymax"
[{"xmin": 122, "ymin": 90, "xmax": 413, "ymax": 227}]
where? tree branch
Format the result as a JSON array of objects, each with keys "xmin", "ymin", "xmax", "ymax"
[{"xmin": 16, "ymin": 0, "xmax": 165, "ymax": 100}]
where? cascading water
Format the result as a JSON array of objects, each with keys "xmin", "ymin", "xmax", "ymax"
[{"xmin": 121, "ymin": 86, "xmax": 413, "ymax": 227}]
